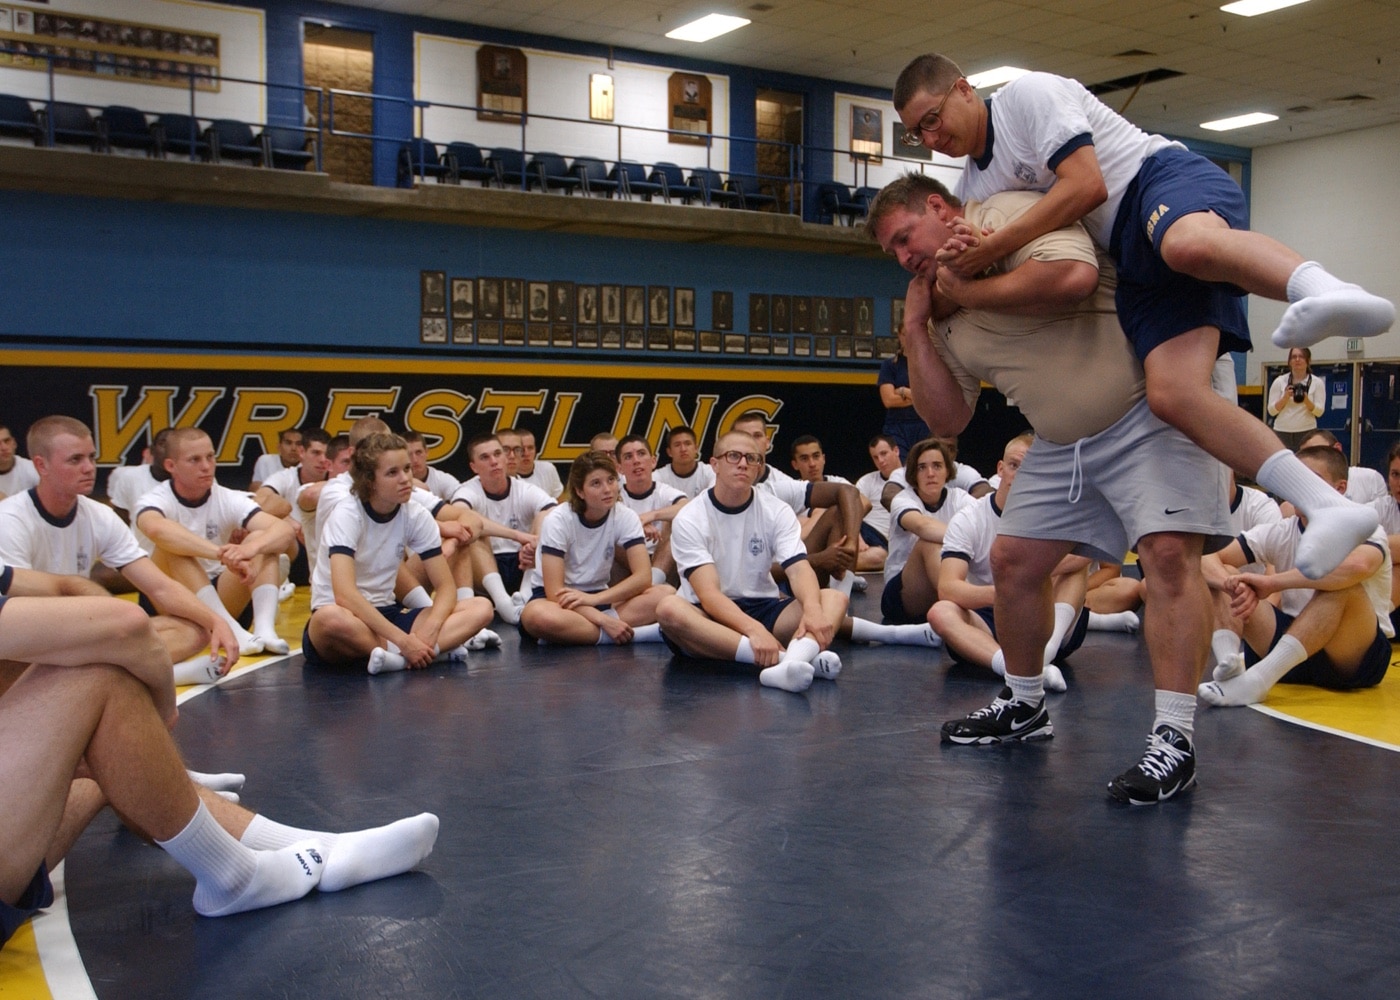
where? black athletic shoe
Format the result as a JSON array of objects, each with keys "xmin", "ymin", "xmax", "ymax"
[
  {"xmin": 941, "ymin": 687, "xmax": 1053, "ymax": 745},
  {"xmin": 1107, "ymin": 724, "xmax": 1197, "ymax": 805}
]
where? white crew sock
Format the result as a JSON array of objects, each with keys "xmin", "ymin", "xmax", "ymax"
[
  {"xmin": 402, "ymin": 586, "xmax": 432, "ymax": 609},
  {"xmin": 481, "ymin": 572, "xmax": 520, "ymax": 624},
  {"xmin": 1255, "ymin": 451, "xmax": 1377, "ymax": 579},
  {"xmin": 849, "ymin": 617, "xmax": 941, "ymax": 647},
  {"xmin": 367, "ymin": 645, "xmax": 407, "ymax": 675},
  {"xmin": 156, "ymin": 801, "xmax": 323, "ymax": 917},
  {"xmin": 734, "ymin": 636, "xmax": 756, "ymax": 664},
  {"xmin": 1005, "ymin": 670, "xmax": 1045, "ymax": 706},
  {"xmin": 173, "ymin": 653, "xmax": 225, "ymax": 686},
  {"xmin": 1272, "ymin": 262, "xmax": 1394, "ymax": 349},
  {"xmin": 432, "ymin": 643, "xmax": 468, "ymax": 663},
  {"xmin": 1154, "ymin": 688, "xmax": 1197, "ymax": 738},
  {"xmin": 758, "ymin": 661, "xmax": 814, "ymax": 692},
  {"xmin": 650, "ymin": 568, "xmax": 667, "ymax": 586},
  {"xmin": 466, "ymin": 628, "xmax": 501, "ymax": 650},
  {"xmin": 456, "ymin": 586, "xmax": 475, "ymax": 601},
  {"xmin": 812, "ymin": 650, "xmax": 842, "ymax": 680},
  {"xmin": 1042, "ymin": 663, "xmax": 1067, "ymax": 692},
  {"xmin": 1211, "ymin": 628, "xmax": 1242, "ymax": 668},
  {"xmin": 241, "ymin": 812, "xmax": 439, "ymax": 893},
  {"xmin": 195, "ymin": 585, "xmax": 262, "ymax": 654},
  {"xmin": 251, "ymin": 584, "xmax": 288, "ymax": 653},
  {"xmin": 630, "ymin": 623, "xmax": 665, "ymax": 643},
  {"xmin": 990, "ymin": 649, "xmax": 1006, "ymax": 677},
  {"xmin": 187, "ymin": 769, "xmax": 245, "ymax": 793},
  {"xmin": 780, "ymin": 636, "xmax": 820, "ymax": 666},
  {"xmin": 1044, "ymin": 603, "xmax": 1077, "ymax": 665},
  {"xmin": 830, "ymin": 571, "xmax": 856, "ymax": 597},
  {"xmin": 1200, "ymin": 633, "xmax": 1307, "ymax": 706},
  {"xmin": 596, "ymin": 628, "xmax": 616, "ymax": 645},
  {"xmin": 1088, "ymin": 610, "xmax": 1140, "ymax": 633}
]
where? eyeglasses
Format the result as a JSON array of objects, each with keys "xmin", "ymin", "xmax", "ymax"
[
  {"xmin": 898, "ymin": 80, "xmax": 960, "ymax": 147},
  {"xmin": 719, "ymin": 450, "xmax": 761, "ymax": 466},
  {"xmin": 503, "ymin": 446, "xmax": 525, "ymax": 455}
]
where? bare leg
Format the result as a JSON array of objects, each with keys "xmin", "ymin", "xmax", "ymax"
[{"xmin": 1136, "ymin": 532, "xmax": 1211, "ymax": 695}]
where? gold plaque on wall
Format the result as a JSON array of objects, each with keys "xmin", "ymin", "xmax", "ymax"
[
  {"xmin": 668, "ymin": 72, "xmax": 711, "ymax": 145},
  {"xmin": 477, "ymin": 45, "xmax": 526, "ymax": 122}
]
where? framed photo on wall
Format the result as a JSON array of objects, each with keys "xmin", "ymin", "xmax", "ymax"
[
  {"xmin": 724, "ymin": 334, "xmax": 746, "ymax": 354},
  {"xmin": 477, "ymin": 45, "xmax": 526, "ymax": 122},
  {"xmin": 478, "ymin": 278, "xmax": 503, "ymax": 320},
  {"xmin": 601, "ymin": 326, "xmax": 622, "ymax": 349},
  {"xmin": 552, "ymin": 325, "xmax": 574, "ymax": 348},
  {"xmin": 481, "ymin": 322, "xmax": 505, "ymax": 345},
  {"xmin": 497, "ymin": 322, "xmax": 519, "ymax": 346},
  {"xmin": 749, "ymin": 334, "xmax": 771, "ymax": 356},
  {"xmin": 855, "ymin": 297, "xmax": 874, "ymax": 336},
  {"xmin": 601, "ymin": 285, "xmax": 622, "ymax": 325},
  {"xmin": 420, "ymin": 316, "xmax": 447, "ymax": 343},
  {"xmin": 648, "ymin": 286, "xmax": 670, "ymax": 327},
  {"xmin": 647, "ymin": 328, "xmax": 670, "ymax": 351},
  {"xmin": 528, "ymin": 282, "xmax": 550, "ymax": 323},
  {"xmin": 672, "ymin": 328, "xmax": 696, "ymax": 352},
  {"xmin": 624, "ymin": 286, "xmax": 646, "ymax": 326},
  {"xmin": 792, "ymin": 296, "xmax": 812, "ymax": 333},
  {"xmin": 814, "ymin": 336, "xmax": 833, "ymax": 358},
  {"xmin": 699, "ymin": 330, "xmax": 721, "ymax": 353},
  {"xmin": 576, "ymin": 326, "xmax": 599, "ymax": 349},
  {"xmin": 771, "ymin": 336, "xmax": 790, "ymax": 357},
  {"xmin": 452, "ymin": 319, "xmax": 474, "ymax": 345},
  {"xmin": 451, "ymin": 278, "xmax": 475, "ymax": 319},
  {"xmin": 876, "ymin": 337, "xmax": 898, "ymax": 359},
  {"xmin": 749, "ymin": 294, "xmax": 769, "ymax": 333},
  {"xmin": 420, "ymin": 271, "xmax": 446, "ymax": 315},
  {"xmin": 527, "ymin": 325, "xmax": 549, "ymax": 347},
  {"xmin": 503, "ymin": 278, "xmax": 525, "ymax": 320},
  {"xmin": 835, "ymin": 336, "xmax": 853, "ymax": 358},
  {"xmin": 891, "ymin": 298, "xmax": 905, "ymax": 335},
  {"xmin": 792, "ymin": 335, "xmax": 811, "ymax": 357},
  {"xmin": 550, "ymin": 281, "xmax": 575, "ymax": 323},
  {"xmin": 577, "ymin": 285, "xmax": 598, "ymax": 325},
  {"xmin": 712, "ymin": 290, "xmax": 734, "ymax": 331},
  {"xmin": 674, "ymin": 288, "xmax": 695, "ymax": 328},
  {"xmin": 624, "ymin": 327, "xmax": 645, "ymax": 350},
  {"xmin": 668, "ymin": 72, "xmax": 711, "ymax": 145},
  {"xmin": 771, "ymin": 294, "xmax": 790, "ymax": 334},
  {"xmin": 835, "ymin": 298, "xmax": 853, "ymax": 335}
]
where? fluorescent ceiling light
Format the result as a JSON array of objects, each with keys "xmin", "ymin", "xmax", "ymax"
[
  {"xmin": 1221, "ymin": 0, "xmax": 1311, "ymax": 16},
  {"xmin": 966, "ymin": 66, "xmax": 1030, "ymax": 90},
  {"xmin": 666, "ymin": 14, "xmax": 751, "ymax": 42},
  {"xmin": 1200, "ymin": 111, "xmax": 1279, "ymax": 131}
]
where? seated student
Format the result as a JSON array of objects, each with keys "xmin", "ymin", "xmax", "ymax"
[
  {"xmin": 0, "ymin": 568, "xmax": 439, "ymax": 943},
  {"xmin": 497, "ymin": 427, "xmax": 526, "ymax": 478},
  {"xmin": 0, "ymin": 423, "xmax": 39, "ymax": 499},
  {"xmin": 136, "ymin": 428, "xmax": 295, "ymax": 656},
  {"xmin": 296, "ymin": 433, "xmax": 351, "ymax": 569},
  {"xmin": 656, "ymin": 430, "xmax": 848, "ymax": 694},
  {"xmin": 305, "ymin": 433, "xmax": 494, "ymax": 675},
  {"xmin": 249, "ymin": 427, "xmax": 303, "ymax": 492},
  {"xmin": 1297, "ymin": 428, "xmax": 1388, "ymax": 504},
  {"xmin": 881, "ymin": 438, "xmax": 977, "ymax": 626},
  {"xmin": 1082, "ymin": 562, "xmax": 1144, "ymax": 631},
  {"xmin": 1199, "ymin": 446, "xmax": 1393, "ymax": 706},
  {"xmin": 653, "ymin": 425, "xmax": 715, "ymax": 500},
  {"xmin": 853, "ymin": 435, "xmax": 903, "ymax": 573},
  {"xmin": 879, "ymin": 433, "xmax": 991, "ymax": 509},
  {"xmin": 0, "ymin": 417, "xmax": 242, "ymax": 685},
  {"xmin": 729, "ymin": 411, "xmax": 867, "ymax": 596},
  {"xmin": 106, "ymin": 442, "xmax": 159, "ymax": 542},
  {"xmin": 589, "ymin": 431, "xmax": 619, "ymax": 459},
  {"xmin": 518, "ymin": 451, "xmax": 673, "ymax": 646},
  {"xmin": 403, "ymin": 430, "xmax": 461, "ymax": 502},
  {"xmin": 516, "ymin": 427, "xmax": 563, "ymax": 499},
  {"xmin": 255, "ymin": 427, "xmax": 331, "ymax": 589},
  {"xmin": 450, "ymin": 433, "xmax": 557, "ymax": 624},
  {"xmin": 928, "ymin": 434, "xmax": 1088, "ymax": 692},
  {"xmin": 1372, "ymin": 441, "xmax": 1400, "ymax": 634},
  {"xmin": 615, "ymin": 434, "xmax": 687, "ymax": 585}
]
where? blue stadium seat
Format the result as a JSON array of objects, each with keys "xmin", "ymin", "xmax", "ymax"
[
  {"xmin": 648, "ymin": 162, "xmax": 703, "ymax": 204},
  {"xmin": 570, "ymin": 156, "xmax": 620, "ymax": 198},
  {"xmin": 444, "ymin": 141, "xmax": 495, "ymax": 185}
]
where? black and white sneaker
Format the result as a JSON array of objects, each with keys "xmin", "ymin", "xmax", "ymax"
[
  {"xmin": 941, "ymin": 687, "xmax": 1053, "ymax": 745},
  {"xmin": 1107, "ymin": 724, "xmax": 1197, "ymax": 805}
]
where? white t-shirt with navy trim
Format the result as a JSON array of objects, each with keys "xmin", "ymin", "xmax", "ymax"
[
  {"xmin": 671, "ymin": 487, "xmax": 807, "ymax": 604},
  {"xmin": 939, "ymin": 493, "xmax": 1003, "ymax": 588},
  {"xmin": 450, "ymin": 477, "xmax": 556, "ymax": 554},
  {"xmin": 885, "ymin": 485, "xmax": 976, "ymax": 580},
  {"xmin": 654, "ymin": 462, "xmax": 715, "ymax": 500},
  {"xmin": 0, "ymin": 490, "xmax": 145, "ymax": 576},
  {"xmin": 619, "ymin": 480, "xmax": 686, "ymax": 554},
  {"xmin": 0, "ymin": 457, "xmax": 40, "ymax": 497},
  {"xmin": 136, "ymin": 481, "xmax": 260, "ymax": 577},
  {"xmin": 312, "ymin": 498, "xmax": 443, "ymax": 610},
  {"xmin": 534, "ymin": 502, "xmax": 647, "ymax": 595}
]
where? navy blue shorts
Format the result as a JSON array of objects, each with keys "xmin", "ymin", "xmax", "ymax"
[
  {"xmin": 947, "ymin": 606, "xmax": 998, "ymax": 666},
  {"xmin": 302, "ymin": 603, "xmax": 424, "ymax": 670},
  {"xmin": 860, "ymin": 522, "xmax": 888, "ymax": 550},
  {"xmin": 1110, "ymin": 146, "xmax": 1252, "ymax": 361},
  {"xmin": 1246, "ymin": 606, "xmax": 1391, "ymax": 690},
  {"xmin": 947, "ymin": 606, "xmax": 1088, "ymax": 666},
  {"xmin": 495, "ymin": 551, "xmax": 524, "ymax": 594},
  {"xmin": 880, "ymin": 572, "xmax": 925, "ymax": 626},
  {"xmin": 1, "ymin": 865, "xmax": 53, "ymax": 950},
  {"xmin": 518, "ymin": 588, "xmax": 610, "ymax": 643},
  {"xmin": 662, "ymin": 595, "xmax": 795, "ymax": 660}
]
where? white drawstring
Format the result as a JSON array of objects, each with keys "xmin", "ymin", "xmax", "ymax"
[{"xmin": 1067, "ymin": 439, "xmax": 1084, "ymax": 504}]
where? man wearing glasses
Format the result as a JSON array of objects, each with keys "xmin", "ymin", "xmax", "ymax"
[
  {"xmin": 892, "ymin": 53, "xmax": 1391, "ymax": 586},
  {"xmin": 656, "ymin": 430, "xmax": 848, "ymax": 694}
]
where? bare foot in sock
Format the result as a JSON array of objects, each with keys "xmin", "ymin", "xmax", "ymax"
[
  {"xmin": 812, "ymin": 650, "xmax": 842, "ymax": 680},
  {"xmin": 1043, "ymin": 664, "xmax": 1067, "ymax": 693},
  {"xmin": 759, "ymin": 661, "xmax": 815, "ymax": 693},
  {"xmin": 173, "ymin": 654, "xmax": 226, "ymax": 686},
  {"xmin": 187, "ymin": 769, "xmax": 246, "ymax": 793},
  {"xmin": 466, "ymin": 628, "xmax": 501, "ymax": 650},
  {"xmin": 193, "ymin": 840, "xmax": 325, "ymax": 917},
  {"xmin": 1296, "ymin": 505, "xmax": 1378, "ymax": 579},
  {"xmin": 1198, "ymin": 670, "xmax": 1268, "ymax": 707},
  {"xmin": 255, "ymin": 632, "xmax": 290, "ymax": 655},
  {"xmin": 319, "ymin": 813, "xmax": 440, "ymax": 893},
  {"xmin": 367, "ymin": 647, "xmax": 407, "ymax": 675},
  {"xmin": 1213, "ymin": 652, "xmax": 1246, "ymax": 683},
  {"xmin": 1271, "ymin": 288, "xmax": 1394, "ymax": 349}
]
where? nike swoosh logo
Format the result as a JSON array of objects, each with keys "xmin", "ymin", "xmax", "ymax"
[
  {"xmin": 1009, "ymin": 713, "xmax": 1042, "ymax": 731},
  {"xmin": 1164, "ymin": 507, "xmax": 1188, "ymax": 515}
]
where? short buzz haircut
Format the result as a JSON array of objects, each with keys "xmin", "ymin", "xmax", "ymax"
[
  {"xmin": 466, "ymin": 433, "xmax": 501, "ymax": 462},
  {"xmin": 866, "ymin": 172, "xmax": 962, "ymax": 241},
  {"xmin": 149, "ymin": 428, "xmax": 174, "ymax": 482},
  {"xmin": 278, "ymin": 427, "xmax": 303, "ymax": 444},
  {"xmin": 1297, "ymin": 445, "xmax": 1348, "ymax": 484},
  {"xmin": 589, "ymin": 431, "xmax": 618, "ymax": 448},
  {"xmin": 616, "ymin": 434, "xmax": 651, "ymax": 457},
  {"xmin": 162, "ymin": 427, "xmax": 212, "ymax": 461},
  {"xmin": 27, "ymin": 415, "xmax": 91, "ymax": 459},
  {"xmin": 1298, "ymin": 428, "xmax": 1339, "ymax": 450},
  {"xmin": 348, "ymin": 416, "xmax": 390, "ymax": 447},
  {"xmin": 892, "ymin": 53, "xmax": 965, "ymax": 112},
  {"xmin": 790, "ymin": 434, "xmax": 821, "ymax": 459},
  {"xmin": 665, "ymin": 425, "xmax": 697, "ymax": 446},
  {"xmin": 868, "ymin": 434, "xmax": 898, "ymax": 451}
]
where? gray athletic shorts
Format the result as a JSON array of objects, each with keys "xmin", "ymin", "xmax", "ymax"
[{"xmin": 1000, "ymin": 398, "xmax": 1232, "ymax": 564}]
